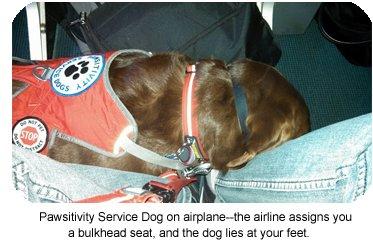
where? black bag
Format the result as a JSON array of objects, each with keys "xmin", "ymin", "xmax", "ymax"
[
  {"xmin": 318, "ymin": 3, "xmax": 372, "ymax": 67},
  {"xmin": 53, "ymin": 2, "xmax": 281, "ymax": 65}
]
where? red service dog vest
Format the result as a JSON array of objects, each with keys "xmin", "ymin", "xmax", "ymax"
[{"xmin": 12, "ymin": 50, "xmax": 150, "ymax": 157}]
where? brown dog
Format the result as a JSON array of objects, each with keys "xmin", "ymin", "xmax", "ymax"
[{"xmin": 13, "ymin": 52, "xmax": 310, "ymax": 175}]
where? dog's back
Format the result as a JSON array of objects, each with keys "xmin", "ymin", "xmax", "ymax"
[{"xmin": 13, "ymin": 52, "xmax": 310, "ymax": 174}]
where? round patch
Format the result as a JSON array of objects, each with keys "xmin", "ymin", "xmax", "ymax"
[
  {"xmin": 50, "ymin": 55, "xmax": 105, "ymax": 96},
  {"xmin": 12, "ymin": 117, "xmax": 48, "ymax": 153}
]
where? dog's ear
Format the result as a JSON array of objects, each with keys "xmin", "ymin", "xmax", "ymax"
[{"xmin": 225, "ymin": 151, "xmax": 255, "ymax": 168}]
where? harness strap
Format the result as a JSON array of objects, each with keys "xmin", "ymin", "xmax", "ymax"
[{"xmin": 120, "ymin": 136, "xmax": 185, "ymax": 170}]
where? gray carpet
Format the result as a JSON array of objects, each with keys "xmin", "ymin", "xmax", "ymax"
[{"xmin": 275, "ymin": 20, "xmax": 372, "ymax": 130}]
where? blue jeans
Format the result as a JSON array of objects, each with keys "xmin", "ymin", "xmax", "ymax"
[
  {"xmin": 215, "ymin": 113, "xmax": 372, "ymax": 202},
  {"xmin": 12, "ymin": 113, "xmax": 371, "ymax": 203},
  {"xmin": 12, "ymin": 146, "xmax": 192, "ymax": 203}
]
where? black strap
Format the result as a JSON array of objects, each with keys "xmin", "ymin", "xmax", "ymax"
[
  {"xmin": 232, "ymin": 81, "xmax": 250, "ymax": 142},
  {"xmin": 177, "ymin": 7, "xmax": 242, "ymax": 52}
]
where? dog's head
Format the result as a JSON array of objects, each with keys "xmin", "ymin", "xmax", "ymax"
[{"xmin": 194, "ymin": 58, "xmax": 310, "ymax": 171}]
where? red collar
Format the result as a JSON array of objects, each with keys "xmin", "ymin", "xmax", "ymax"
[{"xmin": 181, "ymin": 65, "xmax": 209, "ymax": 161}]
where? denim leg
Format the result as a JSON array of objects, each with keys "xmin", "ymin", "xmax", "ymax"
[
  {"xmin": 215, "ymin": 113, "xmax": 372, "ymax": 202},
  {"xmin": 12, "ymin": 145, "xmax": 191, "ymax": 203}
]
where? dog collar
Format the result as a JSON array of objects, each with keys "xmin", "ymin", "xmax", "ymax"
[
  {"xmin": 232, "ymin": 81, "xmax": 250, "ymax": 143},
  {"xmin": 178, "ymin": 64, "xmax": 209, "ymax": 166},
  {"xmin": 176, "ymin": 65, "xmax": 249, "ymax": 171}
]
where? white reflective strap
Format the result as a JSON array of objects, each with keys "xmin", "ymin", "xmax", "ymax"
[
  {"xmin": 121, "ymin": 136, "xmax": 185, "ymax": 170},
  {"xmin": 113, "ymin": 126, "xmax": 135, "ymax": 155}
]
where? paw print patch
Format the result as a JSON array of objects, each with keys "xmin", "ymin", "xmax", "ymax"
[{"xmin": 50, "ymin": 55, "xmax": 104, "ymax": 96}]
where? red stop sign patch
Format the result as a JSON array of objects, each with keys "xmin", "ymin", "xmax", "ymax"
[
  {"xmin": 20, "ymin": 126, "xmax": 39, "ymax": 146},
  {"xmin": 12, "ymin": 117, "xmax": 48, "ymax": 153}
]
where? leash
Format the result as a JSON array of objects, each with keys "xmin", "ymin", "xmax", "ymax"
[{"xmin": 75, "ymin": 170, "xmax": 197, "ymax": 203}]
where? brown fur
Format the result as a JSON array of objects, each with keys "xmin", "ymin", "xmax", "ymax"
[{"xmin": 13, "ymin": 52, "xmax": 310, "ymax": 175}]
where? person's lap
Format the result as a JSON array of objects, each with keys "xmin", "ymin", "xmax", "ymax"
[
  {"xmin": 12, "ymin": 113, "xmax": 371, "ymax": 203},
  {"xmin": 12, "ymin": 146, "xmax": 192, "ymax": 203},
  {"xmin": 213, "ymin": 113, "xmax": 372, "ymax": 202}
]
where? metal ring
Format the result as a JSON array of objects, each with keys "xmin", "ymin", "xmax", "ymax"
[{"xmin": 32, "ymin": 65, "xmax": 52, "ymax": 81}]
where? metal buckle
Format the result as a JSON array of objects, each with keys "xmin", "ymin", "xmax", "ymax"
[
  {"xmin": 176, "ymin": 136, "xmax": 204, "ymax": 166},
  {"xmin": 32, "ymin": 65, "xmax": 54, "ymax": 81},
  {"xmin": 178, "ymin": 162, "xmax": 212, "ymax": 178}
]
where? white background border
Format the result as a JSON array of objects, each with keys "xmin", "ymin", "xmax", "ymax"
[{"xmin": 1, "ymin": 1, "xmax": 372, "ymax": 246}]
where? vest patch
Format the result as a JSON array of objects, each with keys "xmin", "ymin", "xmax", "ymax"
[
  {"xmin": 12, "ymin": 117, "xmax": 49, "ymax": 153},
  {"xmin": 12, "ymin": 50, "xmax": 147, "ymax": 156},
  {"xmin": 50, "ymin": 55, "xmax": 105, "ymax": 96}
]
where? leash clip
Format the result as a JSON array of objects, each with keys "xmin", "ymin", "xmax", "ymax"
[{"xmin": 142, "ymin": 176, "xmax": 197, "ymax": 203}]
